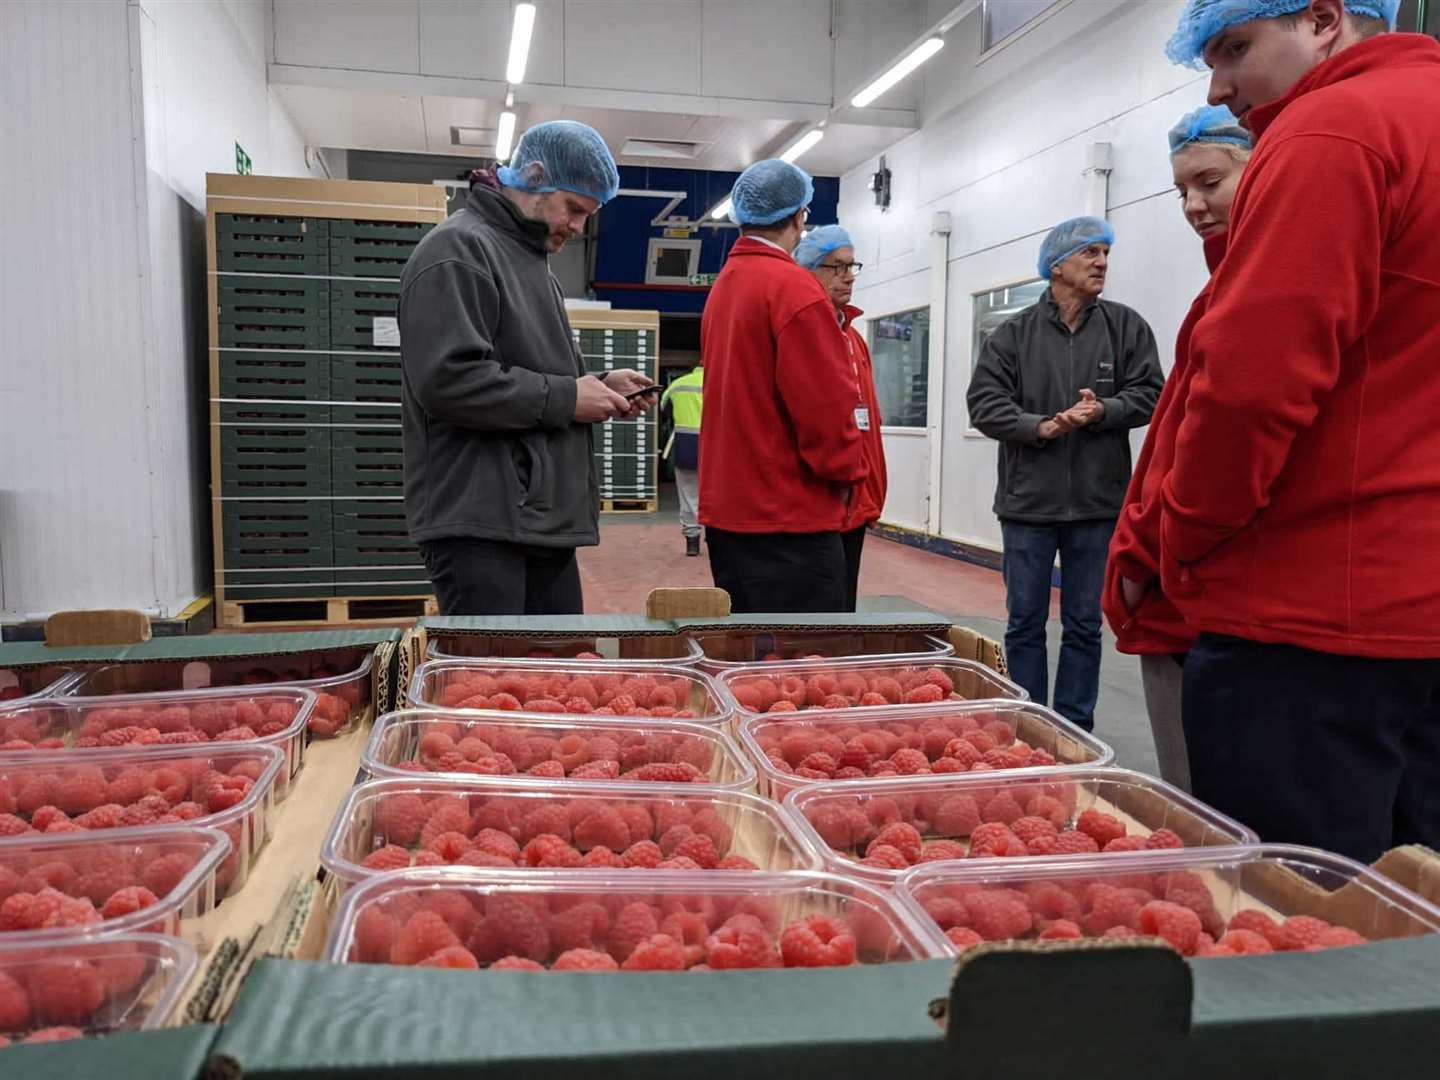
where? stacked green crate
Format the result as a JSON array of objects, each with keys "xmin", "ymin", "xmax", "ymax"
[
  {"xmin": 573, "ymin": 323, "xmax": 659, "ymax": 505},
  {"xmin": 214, "ymin": 212, "xmax": 434, "ymax": 601}
]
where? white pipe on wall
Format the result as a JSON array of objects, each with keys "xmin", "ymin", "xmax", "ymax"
[
  {"xmin": 1084, "ymin": 141, "xmax": 1113, "ymax": 219},
  {"xmin": 925, "ymin": 210, "xmax": 952, "ymax": 537}
]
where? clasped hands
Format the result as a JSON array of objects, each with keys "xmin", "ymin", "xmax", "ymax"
[{"xmin": 1037, "ymin": 388, "xmax": 1105, "ymax": 442}]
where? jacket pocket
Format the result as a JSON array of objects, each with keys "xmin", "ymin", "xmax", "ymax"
[{"xmin": 508, "ymin": 432, "xmax": 551, "ymax": 511}]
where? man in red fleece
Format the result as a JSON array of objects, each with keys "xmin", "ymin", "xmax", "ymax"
[
  {"xmin": 1160, "ymin": 0, "xmax": 1440, "ymax": 860},
  {"xmin": 698, "ymin": 160, "xmax": 868, "ymax": 613}
]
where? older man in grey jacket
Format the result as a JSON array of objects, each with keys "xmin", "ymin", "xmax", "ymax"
[{"xmin": 399, "ymin": 121, "xmax": 656, "ymax": 615}]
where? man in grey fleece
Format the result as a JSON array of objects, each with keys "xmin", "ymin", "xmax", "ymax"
[
  {"xmin": 966, "ymin": 216, "xmax": 1162, "ymax": 731},
  {"xmin": 399, "ymin": 121, "xmax": 656, "ymax": 615}
]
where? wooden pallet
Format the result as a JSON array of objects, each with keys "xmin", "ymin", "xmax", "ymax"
[
  {"xmin": 600, "ymin": 498, "xmax": 658, "ymax": 514},
  {"xmin": 218, "ymin": 594, "xmax": 437, "ymax": 629}
]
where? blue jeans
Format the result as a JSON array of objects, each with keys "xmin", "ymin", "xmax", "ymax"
[{"xmin": 1000, "ymin": 518, "xmax": 1115, "ymax": 731}]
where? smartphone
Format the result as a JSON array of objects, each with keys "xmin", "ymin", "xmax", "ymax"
[{"xmin": 625, "ymin": 383, "xmax": 661, "ymax": 400}]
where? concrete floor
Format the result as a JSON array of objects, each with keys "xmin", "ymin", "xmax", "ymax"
[{"xmin": 585, "ymin": 485, "xmax": 1157, "ymax": 777}]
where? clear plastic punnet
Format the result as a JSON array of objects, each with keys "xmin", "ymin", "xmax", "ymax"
[
  {"xmin": 0, "ymin": 667, "xmax": 80, "ymax": 707},
  {"xmin": 0, "ymin": 685, "xmax": 315, "ymax": 778},
  {"xmin": 717, "ymin": 656, "xmax": 1026, "ymax": 723},
  {"xmin": 66, "ymin": 646, "xmax": 375, "ymax": 738},
  {"xmin": 0, "ymin": 932, "xmax": 197, "ymax": 1047},
  {"xmin": 325, "ymin": 866, "xmax": 947, "ymax": 970},
  {"xmin": 362, "ymin": 710, "xmax": 756, "ymax": 791},
  {"xmin": 426, "ymin": 633, "xmax": 705, "ymax": 667},
  {"xmin": 895, "ymin": 843, "xmax": 1440, "ymax": 958},
  {"xmin": 321, "ymin": 777, "xmax": 818, "ymax": 896},
  {"xmin": 0, "ymin": 826, "xmax": 232, "ymax": 947},
  {"xmin": 782, "ymin": 767, "xmax": 1257, "ymax": 885},
  {"xmin": 0, "ymin": 743, "xmax": 287, "ymax": 892},
  {"xmin": 739, "ymin": 700, "xmax": 1113, "ymax": 801},
  {"xmin": 409, "ymin": 659, "xmax": 730, "ymax": 726},
  {"xmin": 693, "ymin": 629, "xmax": 953, "ymax": 673}
]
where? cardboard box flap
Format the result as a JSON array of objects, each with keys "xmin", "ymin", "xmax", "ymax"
[
  {"xmin": 674, "ymin": 612, "xmax": 954, "ymax": 634},
  {"xmin": 208, "ymin": 958, "xmax": 951, "ymax": 1077},
  {"xmin": 6, "ymin": 1023, "xmax": 219, "ymax": 1080},
  {"xmin": 422, "ymin": 615, "xmax": 679, "ymax": 638},
  {"xmin": 0, "ymin": 630, "xmax": 401, "ymax": 671},
  {"xmin": 0, "ymin": 642, "xmax": 130, "ymax": 668}
]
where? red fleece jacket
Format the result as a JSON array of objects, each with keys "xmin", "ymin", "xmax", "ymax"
[
  {"xmin": 1104, "ymin": 235, "xmax": 1227, "ymax": 656},
  {"xmin": 1159, "ymin": 34, "xmax": 1440, "ymax": 658},
  {"xmin": 841, "ymin": 305, "xmax": 888, "ymax": 532},
  {"xmin": 698, "ymin": 238, "xmax": 867, "ymax": 533}
]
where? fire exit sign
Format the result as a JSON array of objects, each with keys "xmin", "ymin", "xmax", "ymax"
[{"xmin": 235, "ymin": 143, "xmax": 252, "ymax": 175}]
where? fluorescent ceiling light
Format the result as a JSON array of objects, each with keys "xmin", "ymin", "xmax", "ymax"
[
  {"xmin": 851, "ymin": 36, "xmax": 944, "ymax": 108},
  {"xmin": 506, "ymin": 3, "xmax": 536, "ymax": 85},
  {"xmin": 708, "ymin": 196, "xmax": 733, "ymax": 221},
  {"xmin": 495, "ymin": 111, "xmax": 517, "ymax": 162},
  {"xmin": 779, "ymin": 128, "xmax": 824, "ymax": 164}
]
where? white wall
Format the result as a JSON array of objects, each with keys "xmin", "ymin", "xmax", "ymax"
[
  {"xmin": 846, "ymin": 0, "xmax": 1211, "ymax": 549},
  {"xmin": 0, "ymin": 0, "xmax": 321, "ymax": 622}
]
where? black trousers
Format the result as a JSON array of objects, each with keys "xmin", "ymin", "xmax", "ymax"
[
  {"xmin": 419, "ymin": 538, "xmax": 583, "ymax": 616},
  {"xmin": 1182, "ymin": 632, "xmax": 1440, "ymax": 863},
  {"xmin": 840, "ymin": 526, "xmax": 866, "ymax": 612},
  {"xmin": 706, "ymin": 528, "xmax": 847, "ymax": 615}
]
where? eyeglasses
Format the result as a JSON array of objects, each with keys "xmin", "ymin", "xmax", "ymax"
[{"xmin": 819, "ymin": 261, "xmax": 863, "ymax": 277}]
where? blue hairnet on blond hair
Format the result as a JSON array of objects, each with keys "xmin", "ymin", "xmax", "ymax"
[
  {"xmin": 1165, "ymin": 0, "xmax": 1400, "ymax": 69},
  {"xmin": 496, "ymin": 120, "xmax": 620, "ymax": 205},
  {"xmin": 730, "ymin": 159, "xmax": 814, "ymax": 226},
  {"xmin": 1169, "ymin": 105, "xmax": 1253, "ymax": 156},
  {"xmin": 794, "ymin": 225, "xmax": 853, "ymax": 270},
  {"xmin": 1038, "ymin": 216, "xmax": 1115, "ymax": 281}
]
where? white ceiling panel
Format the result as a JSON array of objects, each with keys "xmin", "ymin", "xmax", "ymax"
[
  {"xmin": 418, "ymin": 0, "xmax": 511, "ymax": 79},
  {"xmin": 420, "ymin": 94, "xmax": 497, "ymax": 153},
  {"xmin": 700, "ymin": 0, "xmax": 833, "ymax": 105},
  {"xmin": 525, "ymin": 0, "xmax": 567, "ymax": 86},
  {"xmin": 563, "ymin": 0, "xmax": 702, "ymax": 95},
  {"xmin": 833, "ymin": 0, "xmax": 926, "ymax": 109},
  {"xmin": 272, "ymin": 0, "xmax": 421, "ymax": 73},
  {"xmin": 273, "ymin": 83, "xmax": 428, "ymax": 152}
]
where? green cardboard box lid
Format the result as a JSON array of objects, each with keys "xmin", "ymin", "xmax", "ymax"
[
  {"xmin": 0, "ymin": 630, "xmax": 401, "ymax": 669},
  {"xmin": 422, "ymin": 615, "xmax": 679, "ymax": 638},
  {"xmin": 673, "ymin": 611, "xmax": 954, "ymax": 634},
  {"xmin": 5, "ymin": 1024, "xmax": 218, "ymax": 1080}
]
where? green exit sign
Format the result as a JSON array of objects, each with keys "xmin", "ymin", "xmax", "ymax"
[
  {"xmin": 235, "ymin": 142, "xmax": 252, "ymax": 175},
  {"xmin": 688, "ymin": 273, "xmax": 718, "ymax": 287}
]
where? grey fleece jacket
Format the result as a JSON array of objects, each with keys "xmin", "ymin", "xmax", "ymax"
[
  {"xmin": 399, "ymin": 183, "xmax": 597, "ymax": 548},
  {"xmin": 966, "ymin": 291, "xmax": 1162, "ymax": 524}
]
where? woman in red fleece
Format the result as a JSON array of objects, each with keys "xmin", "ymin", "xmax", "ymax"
[{"xmin": 1102, "ymin": 105, "xmax": 1251, "ymax": 791}]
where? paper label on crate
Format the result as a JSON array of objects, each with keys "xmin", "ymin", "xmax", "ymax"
[{"xmin": 372, "ymin": 317, "xmax": 401, "ymax": 347}]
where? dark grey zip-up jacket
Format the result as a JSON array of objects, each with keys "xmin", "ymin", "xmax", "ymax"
[
  {"xmin": 399, "ymin": 184, "xmax": 596, "ymax": 548},
  {"xmin": 966, "ymin": 291, "xmax": 1162, "ymax": 524}
]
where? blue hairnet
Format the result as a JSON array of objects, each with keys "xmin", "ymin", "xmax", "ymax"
[
  {"xmin": 793, "ymin": 225, "xmax": 853, "ymax": 270},
  {"xmin": 1169, "ymin": 104, "xmax": 1253, "ymax": 156},
  {"xmin": 1165, "ymin": 0, "xmax": 1400, "ymax": 69},
  {"xmin": 1038, "ymin": 216, "xmax": 1116, "ymax": 280},
  {"xmin": 730, "ymin": 159, "xmax": 814, "ymax": 226},
  {"xmin": 496, "ymin": 120, "xmax": 620, "ymax": 205}
]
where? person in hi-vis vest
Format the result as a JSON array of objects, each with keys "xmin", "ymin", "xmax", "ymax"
[{"xmin": 661, "ymin": 365, "xmax": 704, "ymax": 556}]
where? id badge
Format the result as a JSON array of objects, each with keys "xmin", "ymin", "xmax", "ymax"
[{"xmin": 854, "ymin": 406, "xmax": 871, "ymax": 432}]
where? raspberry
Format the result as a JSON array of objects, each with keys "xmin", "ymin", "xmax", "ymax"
[
  {"xmin": 780, "ymin": 914, "xmax": 857, "ymax": 967},
  {"xmin": 573, "ymin": 808, "xmax": 630, "ymax": 853},
  {"xmin": 0, "ymin": 972, "xmax": 31, "ymax": 1029},
  {"xmin": 1052, "ymin": 830, "xmax": 1101, "ymax": 855},
  {"xmin": 1271, "ymin": 915, "xmax": 1332, "ymax": 952},
  {"xmin": 527, "ymin": 760, "xmax": 565, "ymax": 779},
  {"xmin": 672, "ymin": 834, "xmax": 720, "ymax": 870},
  {"xmin": 524, "ymin": 834, "xmax": 583, "ymax": 868},
  {"xmin": 1216, "ymin": 929, "xmax": 1274, "ymax": 955},
  {"xmin": 927, "ymin": 795, "xmax": 979, "ymax": 838},
  {"xmin": 415, "ymin": 945, "xmax": 479, "ymax": 969},
  {"xmin": 621, "ymin": 933, "xmax": 687, "ymax": 971},
  {"xmin": 981, "ymin": 792, "xmax": 1025, "ymax": 826},
  {"xmin": 552, "ymin": 949, "xmax": 619, "ymax": 971},
  {"xmin": 1077, "ymin": 809, "xmax": 1127, "ymax": 848},
  {"xmin": 607, "ymin": 901, "xmax": 659, "ymax": 963},
  {"xmin": 570, "ymin": 760, "xmax": 621, "ymax": 781},
  {"xmin": 1038, "ymin": 919, "xmax": 1083, "ymax": 941},
  {"xmin": 0, "ymin": 814, "xmax": 31, "ymax": 837},
  {"xmin": 352, "ymin": 906, "xmax": 398, "ymax": 963},
  {"xmin": 1025, "ymin": 882, "xmax": 1083, "ymax": 926},
  {"xmin": 490, "ymin": 955, "xmax": 546, "ymax": 971},
  {"xmin": 706, "ymin": 918, "xmax": 782, "ymax": 969},
  {"xmin": 945, "ymin": 927, "xmax": 984, "ymax": 951},
  {"xmin": 30, "ymin": 806, "xmax": 69, "ymax": 831},
  {"xmin": 968, "ymin": 823, "xmax": 1027, "ymax": 858},
  {"xmin": 903, "ymin": 684, "xmax": 945, "ymax": 704},
  {"xmin": 1011, "ymin": 816, "xmax": 1059, "ymax": 848},
  {"xmin": 1314, "ymin": 926, "xmax": 1369, "ymax": 950},
  {"xmin": 141, "ymin": 853, "xmax": 196, "ymax": 899},
  {"xmin": 100, "ymin": 886, "xmax": 158, "ymax": 920},
  {"xmin": 518, "ymin": 804, "xmax": 571, "ymax": 845},
  {"xmin": 1144, "ymin": 828, "xmax": 1184, "ymax": 850},
  {"xmin": 372, "ymin": 794, "xmax": 427, "ymax": 847},
  {"xmin": 624, "ymin": 762, "xmax": 702, "ymax": 783},
  {"xmin": 361, "ymin": 845, "xmax": 412, "ymax": 871},
  {"xmin": 861, "ymin": 845, "xmax": 911, "ymax": 871},
  {"xmin": 867, "ymin": 822, "xmax": 922, "ymax": 864},
  {"xmin": 889, "ymin": 748, "xmax": 930, "ymax": 775},
  {"xmin": 622, "ymin": 840, "xmax": 663, "ymax": 868},
  {"xmin": 549, "ymin": 901, "xmax": 610, "ymax": 953},
  {"xmin": 1102, "ymin": 926, "xmax": 1139, "ymax": 940},
  {"xmin": 26, "ymin": 960, "xmax": 104, "ymax": 1025},
  {"xmin": 1139, "ymin": 901, "xmax": 1203, "ymax": 955},
  {"xmin": 1084, "ymin": 885, "xmax": 1143, "ymax": 936},
  {"xmin": 471, "ymin": 896, "xmax": 550, "ymax": 963},
  {"xmin": 1103, "ymin": 836, "xmax": 1149, "ymax": 853},
  {"xmin": 1227, "ymin": 909, "xmax": 1280, "ymax": 940},
  {"xmin": 426, "ymin": 831, "xmax": 473, "ymax": 863},
  {"xmin": 393, "ymin": 910, "xmax": 460, "ymax": 966},
  {"xmin": 967, "ymin": 891, "xmax": 1033, "ymax": 941},
  {"xmin": 918, "ymin": 840, "xmax": 968, "ymax": 863},
  {"xmin": 796, "ymin": 752, "xmax": 838, "ymax": 776}
]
